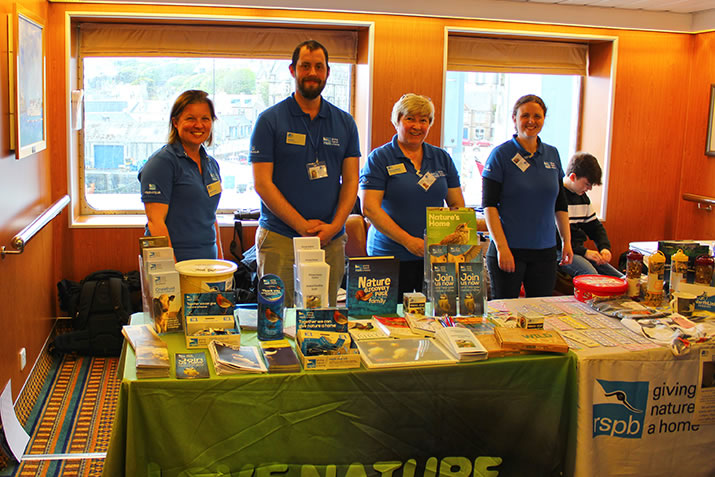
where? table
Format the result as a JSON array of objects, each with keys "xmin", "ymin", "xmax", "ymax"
[
  {"xmin": 567, "ymin": 343, "xmax": 715, "ymax": 477},
  {"xmin": 103, "ymin": 315, "xmax": 576, "ymax": 477}
]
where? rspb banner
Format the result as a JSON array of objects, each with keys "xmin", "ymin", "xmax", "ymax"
[{"xmin": 572, "ymin": 348, "xmax": 715, "ymax": 477}]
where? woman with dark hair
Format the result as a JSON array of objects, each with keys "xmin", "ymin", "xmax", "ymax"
[
  {"xmin": 139, "ymin": 90, "xmax": 223, "ymax": 262},
  {"xmin": 481, "ymin": 94, "xmax": 572, "ymax": 298}
]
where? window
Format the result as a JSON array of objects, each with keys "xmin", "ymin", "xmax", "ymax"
[
  {"xmin": 77, "ymin": 23, "xmax": 358, "ymax": 215},
  {"xmin": 444, "ymin": 34, "xmax": 587, "ymax": 208},
  {"xmin": 444, "ymin": 71, "xmax": 581, "ymax": 206}
]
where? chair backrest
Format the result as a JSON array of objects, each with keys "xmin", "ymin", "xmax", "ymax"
[{"xmin": 345, "ymin": 214, "xmax": 368, "ymax": 257}]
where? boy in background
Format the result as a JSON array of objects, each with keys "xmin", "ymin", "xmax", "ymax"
[{"xmin": 559, "ymin": 152, "xmax": 623, "ymax": 278}]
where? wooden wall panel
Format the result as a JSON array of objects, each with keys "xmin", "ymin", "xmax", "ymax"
[
  {"xmin": 599, "ymin": 31, "xmax": 692, "ymax": 259},
  {"xmin": 0, "ymin": 0, "xmax": 53, "ymax": 401},
  {"xmin": 0, "ymin": 0, "xmax": 702, "ymax": 397},
  {"xmin": 677, "ymin": 31, "xmax": 715, "ymax": 239}
]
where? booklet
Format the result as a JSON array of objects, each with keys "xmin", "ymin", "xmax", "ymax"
[
  {"xmin": 435, "ymin": 327, "xmax": 488, "ymax": 362},
  {"xmin": 259, "ymin": 339, "xmax": 301, "ymax": 373},
  {"xmin": 208, "ymin": 341, "xmax": 267, "ymax": 375},
  {"xmin": 175, "ymin": 352, "xmax": 210, "ymax": 379}
]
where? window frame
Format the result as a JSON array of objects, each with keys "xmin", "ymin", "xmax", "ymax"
[
  {"xmin": 441, "ymin": 28, "xmax": 619, "ymax": 219},
  {"xmin": 65, "ymin": 13, "xmax": 372, "ymax": 226}
]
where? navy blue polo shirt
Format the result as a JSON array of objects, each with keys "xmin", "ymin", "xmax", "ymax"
[
  {"xmin": 482, "ymin": 135, "xmax": 563, "ymax": 250},
  {"xmin": 139, "ymin": 142, "xmax": 221, "ymax": 261},
  {"xmin": 249, "ymin": 94, "xmax": 361, "ymax": 238},
  {"xmin": 360, "ymin": 135, "xmax": 461, "ymax": 260}
]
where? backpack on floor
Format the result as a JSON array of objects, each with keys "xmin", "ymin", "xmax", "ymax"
[{"xmin": 53, "ymin": 270, "xmax": 135, "ymax": 356}]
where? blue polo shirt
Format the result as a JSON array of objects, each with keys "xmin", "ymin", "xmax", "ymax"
[
  {"xmin": 482, "ymin": 135, "xmax": 563, "ymax": 250},
  {"xmin": 139, "ymin": 142, "xmax": 221, "ymax": 261},
  {"xmin": 360, "ymin": 135, "xmax": 461, "ymax": 260},
  {"xmin": 249, "ymin": 94, "xmax": 361, "ymax": 238}
]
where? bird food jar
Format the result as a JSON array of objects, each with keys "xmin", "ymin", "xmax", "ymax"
[
  {"xmin": 694, "ymin": 255, "xmax": 714, "ymax": 286},
  {"xmin": 257, "ymin": 274, "xmax": 285, "ymax": 341},
  {"xmin": 669, "ymin": 249, "xmax": 688, "ymax": 295},
  {"xmin": 626, "ymin": 250, "xmax": 644, "ymax": 298},
  {"xmin": 644, "ymin": 251, "xmax": 666, "ymax": 306}
]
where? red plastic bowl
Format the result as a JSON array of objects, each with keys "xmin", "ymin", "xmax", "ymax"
[{"xmin": 572, "ymin": 274, "xmax": 628, "ymax": 302}]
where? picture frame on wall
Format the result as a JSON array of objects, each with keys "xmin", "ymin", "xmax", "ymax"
[
  {"xmin": 7, "ymin": 8, "xmax": 47, "ymax": 159},
  {"xmin": 707, "ymin": 84, "xmax": 715, "ymax": 157}
]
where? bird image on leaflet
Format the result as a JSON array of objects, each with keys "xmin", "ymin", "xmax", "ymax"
[
  {"xmin": 439, "ymin": 223, "xmax": 471, "ymax": 245},
  {"xmin": 438, "ymin": 293, "xmax": 450, "ymax": 314},
  {"xmin": 462, "ymin": 292, "xmax": 476, "ymax": 314}
]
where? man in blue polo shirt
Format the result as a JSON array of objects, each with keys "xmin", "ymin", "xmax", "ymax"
[{"xmin": 250, "ymin": 40, "xmax": 361, "ymax": 307}]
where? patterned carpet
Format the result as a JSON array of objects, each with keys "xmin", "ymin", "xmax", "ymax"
[{"xmin": 1, "ymin": 352, "xmax": 120, "ymax": 477}]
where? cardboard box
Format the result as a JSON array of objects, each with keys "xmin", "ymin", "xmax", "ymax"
[
  {"xmin": 403, "ymin": 292, "xmax": 426, "ymax": 315},
  {"xmin": 295, "ymin": 330, "xmax": 361, "ymax": 370},
  {"xmin": 183, "ymin": 291, "xmax": 236, "ymax": 334},
  {"xmin": 185, "ymin": 313, "xmax": 241, "ymax": 349}
]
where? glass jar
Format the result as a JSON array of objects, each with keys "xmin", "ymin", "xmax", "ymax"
[
  {"xmin": 694, "ymin": 255, "xmax": 714, "ymax": 285},
  {"xmin": 669, "ymin": 249, "xmax": 689, "ymax": 295},
  {"xmin": 626, "ymin": 250, "xmax": 643, "ymax": 298}
]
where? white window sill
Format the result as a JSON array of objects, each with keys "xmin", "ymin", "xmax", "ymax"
[{"xmin": 70, "ymin": 214, "xmax": 256, "ymax": 229}]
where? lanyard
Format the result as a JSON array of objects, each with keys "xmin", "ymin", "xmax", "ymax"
[{"xmin": 300, "ymin": 115, "xmax": 322, "ymax": 164}]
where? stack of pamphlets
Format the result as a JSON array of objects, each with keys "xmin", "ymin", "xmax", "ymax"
[
  {"xmin": 208, "ymin": 341, "xmax": 267, "ymax": 375},
  {"xmin": 175, "ymin": 352, "xmax": 210, "ymax": 379},
  {"xmin": 434, "ymin": 326, "xmax": 488, "ymax": 362},
  {"xmin": 259, "ymin": 339, "xmax": 301, "ymax": 373},
  {"xmin": 122, "ymin": 324, "xmax": 170, "ymax": 378},
  {"xmin": 347, "ymin": 319, "xmax": 388, "ymax": 341},
  {"xmin": 404, "ymin": 313, "xmax": 441, "ymax": 337},
  {"xmin": 372, "ymin": 315, "xmax": 422, "ymax": 338}
]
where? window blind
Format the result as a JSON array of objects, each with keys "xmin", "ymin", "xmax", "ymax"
[
  {"xmin": 448, "ymin": 35, "xmax": 588, "ymax": 75},
  {"xmin": 79, "ymin": 23, "xmax": 358, "ymax": 63}
]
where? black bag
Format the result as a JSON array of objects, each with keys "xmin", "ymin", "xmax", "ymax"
[
  {"xmin": 230, "ymin": 221, "xmax": 258, "ymax": 303},
  {"xmin": 53, "ymin": 270, "xmax": 137, "ymax": 356}
]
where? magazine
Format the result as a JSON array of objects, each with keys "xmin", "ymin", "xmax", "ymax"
[
  {"xmin": 347, "ymin": 319, "xmax": 389, "ymax": 341},
  {"xmin": 435, "ymin": 327, "xmax": 488, "ymax": 362},
  {"xmin": 135, "ymin": 345, "xmax": 170, "ymax": 378},
  {"xmin": 208, "ymin": 341, "xmax": 267, "ymax": 375},
  {"xmin": 404, "ymin": 313, "xmax": 441, "ymax": 337},
  {"xmin": 373, "ymin": 315, "xmax": 421, "ymax": 338},
  {"xmin": 175, "ymin": 352, "xmax": 210, "ymax": 379},
  {"xmin": 259, "ymin": 339, "xmax": 301, "ymax": 373},
  {"xmin": 122, "ymin": 324, "xmax": 165, "ymax": 351}
]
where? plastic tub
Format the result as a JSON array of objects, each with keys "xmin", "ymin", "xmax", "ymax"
[
  {"xmin": 175, "ymin": 259, "xmax": 237, "ymax": 299},
  {"xmin": 572, "ymin": 274, "xmax": 628, "ymax": 302}
]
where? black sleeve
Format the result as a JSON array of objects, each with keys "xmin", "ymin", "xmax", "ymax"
[
  {"xmin": 555, "ymin": 185, "xmax": 568, "ymax": 212},
  {"xmin": 482, "ymin": 177, "xmax": 502, "ymax": 207}
]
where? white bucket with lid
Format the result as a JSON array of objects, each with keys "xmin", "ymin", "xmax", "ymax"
[{"xmin": 175, "ymin": 259, "xmax": 237, "ymax": 301}]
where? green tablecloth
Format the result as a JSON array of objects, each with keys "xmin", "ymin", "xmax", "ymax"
[{"xmin": 104, "ymin": 317, "xmax": 576, "ymax": 477}]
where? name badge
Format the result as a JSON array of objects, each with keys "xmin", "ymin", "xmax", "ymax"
[
  {"xmin": 207, "ymin": 180, "xmax": 222, "ymax": 197},
  {"xmin": 417, "ymin": 172, "xmax": 436, "ymax": 191},
  {"xmin": 286, "ymin": 132, "xmax": 306, "ymax": 146},
  {"xmin": 511, "ymin": 153, "xmax": 531, "ymax": 172},
  {"xmin": 307, "ymin": 161, "xmax": 328, "ymax": 180},
  {"xmin": 387, "ymin": 163, "xmax": 407, "ymax": 175}
]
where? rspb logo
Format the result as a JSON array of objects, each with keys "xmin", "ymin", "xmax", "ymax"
[{"xmin": 592, "ymin": 379, "xmax": 648, "ymax": 439}]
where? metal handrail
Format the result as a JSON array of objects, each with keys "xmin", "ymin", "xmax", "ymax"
[
  {"xmin": 1, "ymin": 195, "xmax": 70, "ymax": 258},
  {"xmin": 683, "ymin": 193, "xmax": 715, "ymax": 212}
]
